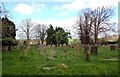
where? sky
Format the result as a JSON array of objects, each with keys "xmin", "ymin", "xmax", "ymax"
[{"xmin": 1, "ymin": 0, "xmax": 119, "ymax": 39}]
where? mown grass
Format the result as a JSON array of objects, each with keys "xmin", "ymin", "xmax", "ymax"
[{"xmin": 2, "ymin": 46, "xmax": 119, "ymax": 75}]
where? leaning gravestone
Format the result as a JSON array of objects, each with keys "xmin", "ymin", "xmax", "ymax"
[
  {"xmin": 86, "ymin": 50, "xmax": 90, "ymax": 61},
  {"xmin": 63, "ymin": 43, "xmax": 67, "ymax": 53},
  {"xmin": 50, "ymin": 44, "xmax": 56, "ymax": 55},
  {"xmin": 75, "ymin": 42, "xmax": 82, "ymax": 56},
  {"xmin": 84, "ymin": 45, "xmax": 89, "ymax": 54},
  {"xmin": 91, "ymin": 46, "xmax": 98, "ymax": 55}
]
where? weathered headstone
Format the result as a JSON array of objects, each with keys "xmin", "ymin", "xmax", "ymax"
[
  {"xmin": 48, "ymin": 45, "xmax": 51, "ymax": 48},
  {"xmin": 86, "ymin": 51, "xmax": 90, "ymax": 61},
  {"xmin": 25, "ymin": 45, "xmax": 30, "ymax": 56},
  {"xmin": 63, "ymin": 43, "xmax": 67, "ymax": 53},
  {"xmin": 17, "ymin": 41, "xmax": 21, "ymax": 50},
  {"xmin": 110, "ymin": 45, "xmax": 115, "ymax": 51},
  {"xmin": 91, "ymin": 46, "xmax": 98, "ymax": 55},
  {"xmin": 75, "ymin": 42, "xmax": 82, "ymax": 56},
  {"xmin": 40, "ymin": 44, "xmax": 44, "ymax": 55},
  {"xmin": 50, "ymin": 44, "xmax": 56, "ymax": 55},
  {"xmin": 59, "ymin": 44, "xmax": 62, "ymax": 47}
]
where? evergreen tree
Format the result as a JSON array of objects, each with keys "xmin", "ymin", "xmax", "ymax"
[{"xmin": 2, "ymin": 17, "xmax": 17, "ymax": 51}]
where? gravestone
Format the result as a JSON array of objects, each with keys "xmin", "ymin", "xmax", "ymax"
[
  {"xmin": 86, "ymin": 51, "xmax": 90, "ymax": 61},
  {"xmin": 63, "ymin": 43, "xmax": 67, "ymax": 53},
  {"xmin": 47, "ymin": 45, "xmax": 51, "ymax": 48},
  {"xmin": 110, "ymin": 45, "xmax": 115, "ymax": 51},
  {"xmin": 84, "ymin": 45, "xmax": 89, "ymax": 54},
  {"xmin": 40, "ymin": 44, "xmax": 44, "ymax": 55},
  {"xmin": 17, "ymin": 41, "xmax": 21, "ymax": 50},
  {"xmin": 25, "ymin": 45, "xmax": 30, "ymax": 56},
  {"xmin": 75, "ymin": 42, "xmax": 82, "ymax": 56},
  {"xmin": 37, "ymin": 41, "xmax": 40, "ymax": 48},
  {"xmin": 43, "ymin": 46, "xmax": 46, "ymax": 57},
  {"xmin": 91, "ymin": 46, "xmax": 98, "ymax": 55},
  {"xmin": 59, "ymin": 44, "xmax": 62, "ymax": 47},
  {"xmin": 50, "ymin": 44, "xmax": 56, "ymax": 55}
]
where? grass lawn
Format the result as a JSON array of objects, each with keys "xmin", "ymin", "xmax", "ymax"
[{"xmin": 2, "ymin": 46, "xmax": 119, "ymax": 75}]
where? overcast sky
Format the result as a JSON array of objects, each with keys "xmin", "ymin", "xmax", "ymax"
[{"xmin": 1, "ymin": 0, "xmax": 119, "ymax": 39}]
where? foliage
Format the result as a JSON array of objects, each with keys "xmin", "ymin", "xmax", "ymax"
[
  {"xmin": 46, "ymin": 24, "xmax": 55, "ymax": 45},
  {"xmin": 2, "ymin": 17, "xmax": 17, "ymax": 47},
  {"xmin": 55, "ymin": 27, "xmax": 71, "ymax": 45},
  {"xmin": 46, "ymin": 24, "xmax": 71, "ymax": 45}
]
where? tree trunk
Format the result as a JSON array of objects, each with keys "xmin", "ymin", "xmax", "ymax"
[{"xmin": 94, "ymin": 34, "xmax": 98, "ymax": 45}]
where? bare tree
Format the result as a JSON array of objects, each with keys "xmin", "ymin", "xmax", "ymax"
[
  {"xmin": 19, "ymin": 19, "xmax": 35, "ymax": 41},
  {"xmin": 91, "ymin": 6, "xmax": 115, "ymax": 44},
  {"xmin": 76, "ymin": 8, "xmax": 93, "ymax": 45},
  {"xmin": 0, "ymin": 3, "xmax": 11, "ymax": 18},
  {"xmin": 76, "ymin": 6, "xmax": 116, "ymax": 45},
  {"xmin": 35, "ymin": 24, "xmax": 47, "ymax": 44}
]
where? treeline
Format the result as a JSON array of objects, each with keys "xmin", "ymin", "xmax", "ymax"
[{"xmin": 46, "ymin": 24, "xmax": 71, "ymax": 46}]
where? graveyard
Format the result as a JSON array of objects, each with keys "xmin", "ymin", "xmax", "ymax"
[
  {"xmin": 1, "ymin": 1, "xmax": 119, "ymax": 76},
  {"xmin": 2, "ymin": 44, "xmax": 119, "ymax": 75}
]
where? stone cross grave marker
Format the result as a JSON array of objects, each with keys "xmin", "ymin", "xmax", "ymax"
[
  {"xmin": 63, "ymin": 43, "xmax": 67, "ymax": 53},
  {"xmin": 75, "ymin": 42, "xmax": 82, "ymax": 56}
]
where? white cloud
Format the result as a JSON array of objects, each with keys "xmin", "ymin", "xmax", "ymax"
[
  {"xmin": 14, "ymin": 3, "xmax": 34, "ymax": 15},
  {"xmin": 61, "ymin": 0, "xmax": 86, "ymax": 10},
  {"xmin": 56, "ymin": 0, "xmax": 119, "ymax": 10},
  {"xmin": 59, "ymin": 12, "xmax": 68, "ymax": 16},
  {"xmin": 14, "ymin": 3, "xmax": 45, "ymax": 14}
]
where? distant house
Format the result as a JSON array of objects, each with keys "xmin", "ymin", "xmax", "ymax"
[
  {"xmin": 102, "ymin": 35, "xmax": 119, "ymax": 42},
  {"xmin": 17, "ymin": 39, "xmax": 47, "ymax": 45}
]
